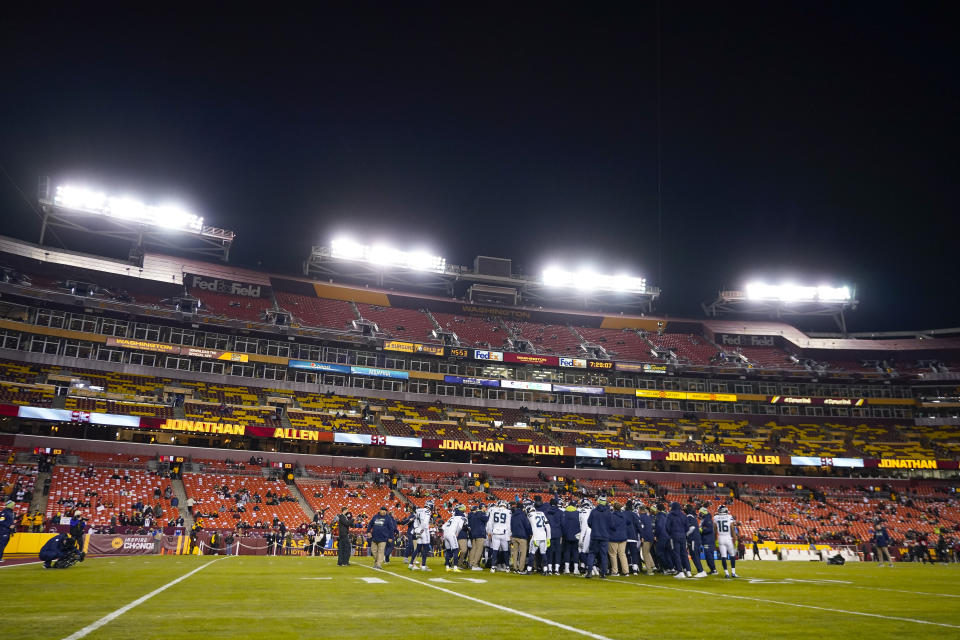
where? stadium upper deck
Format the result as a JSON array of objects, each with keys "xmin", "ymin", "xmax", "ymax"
[
  {"xmin": 0, "ymin": 234, "xmax": 958, "ymax": 378},
  {"xmin": 0, "ymin": 233, "xmax": 958, "ymax": 476}
]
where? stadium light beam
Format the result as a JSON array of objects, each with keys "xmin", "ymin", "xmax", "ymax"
[
  {"xmin": 330, "ymin": 238, "xmax": 446, "ymax": 273},
  {"xmin": 52, "ymin": 184, "xmax": 204, "ymax": 232},
  {"xmin": 745, "ymin": 281, "xmax": 852, "ymax": 303},
  {"xmin": 541, "ymin": 267, "xmax": 646, "ymax": 294}
]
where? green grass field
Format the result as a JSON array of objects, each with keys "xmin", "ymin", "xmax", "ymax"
[{"xmin": 2, "ymin": 555, "xmax": 959, "ymax": 639}]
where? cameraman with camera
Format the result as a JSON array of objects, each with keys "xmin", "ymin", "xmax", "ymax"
[{"xmin": 39, "ymin": 531, "xmax": 85, "ymax": 569}]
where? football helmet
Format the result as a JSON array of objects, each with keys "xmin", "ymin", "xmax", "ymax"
[{"xmin": 717, "ymin": 505, "xmax": 729, "ymax": 515}]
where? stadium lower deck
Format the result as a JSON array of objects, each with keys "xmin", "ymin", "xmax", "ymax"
[{"xmin": 2, "ymin": 442, "xmax": 958, "ymax": 553}]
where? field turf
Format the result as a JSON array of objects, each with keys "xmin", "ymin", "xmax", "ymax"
[{"xmin": 2, "ymin": 555, "xmax": 959, "ymax": 639}]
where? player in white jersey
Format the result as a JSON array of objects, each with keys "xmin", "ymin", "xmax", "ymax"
[
  {"xmin": 526, "ymin": 505, "xmax": 552, "ymax": 574},
  {"xmin": 577, "ymin": 499, "xmax": 594, "ymax": 575},
  {"xmin": 486, "ymin": 500, "xmax": 512, "ymax": 572},
  {"xmin": 409, "ymin": 500, "xmax": 434, "ymax": 571},
  {"xmin": 713, "ymin": 505, "xmax": 738, "ymax": 578},
  {"xmin": 441, "ymin": 507, "xmax": 467, "ymax": 572}
]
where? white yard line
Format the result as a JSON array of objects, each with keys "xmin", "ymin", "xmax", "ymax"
[
  {"xmin": 61, "ymin": 557, "xmax": 225, "ymax": 640},
  {"xmin": 0, "ymin": 561, "xmax": 42, "ymax": 568},
  {"xmin": 615, "ymin": 580, "xmax": 960, "ymax": 629},
  {"xmin": 844, "ymin": 584, "xmax": 960, "ymax": 599},
  {"xmin": 367, "ymin": 565, "xmax": 615, "ymax": 640}
]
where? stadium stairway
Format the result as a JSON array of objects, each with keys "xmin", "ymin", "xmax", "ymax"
[
  {"xmin": 279, "ymin": 411, "xmax": 293, "ymax": 431},
  {"xmin": 52, "ymin": 394, "xmax": 65, "ymax": 410},
  {"xmin": 29, "ymin": 469, "xmax": 50, "ymax": 516},
  {"xmin": 423, "ymin": 309, "xmax": 442, "ymax": 332},
  {"xmin": 286, "ymin": 481, "xmax": 316, "ymax": 521},
  {"xmin": 170, "ymin": 477, "xmax": 194, "ymax": 529},
  {"xmin": 392, "ymin": 488, "xmax": 415, "ymax": 510},
  {"xmin": 173, "ymin": 404, "xmax": 186, "ymax": 420},
  {"xmin": 568, "ymin": 325, "xmax": 587, "ymax": 344}
]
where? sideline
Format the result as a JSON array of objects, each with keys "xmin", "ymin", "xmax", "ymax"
[
  {"xmin": 366, "ymin": 564, "xmax": 616, "ymax": 640},
  {"xmin": 614, "ymin": 579, "xmax": 960, "ymax": 629},
  {"xmin": 61, "ymin": 557, "xmax": 226, "ymax": 640}
]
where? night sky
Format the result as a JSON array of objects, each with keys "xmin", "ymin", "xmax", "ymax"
[{"xmin": 1, "ymin": 4, "xmax": 956, "ymax": 331}]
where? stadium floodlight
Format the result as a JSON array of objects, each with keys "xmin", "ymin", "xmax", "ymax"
[
  {"xmin": 745, "ymin": 282, "xmax": 852, "ymax": 303},
  {"xmin": 330, "ymin": 237, "xmax": 446, "ymax": 273},
  {"xmin": 52, "ymin": 184, "xmax": 204, "ymax": 232},
  {"xmin": 542, "ymin": 266, "xmax": 646, "ymax": 294}
]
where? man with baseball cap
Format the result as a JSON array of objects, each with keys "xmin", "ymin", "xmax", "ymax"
[{"xmin": 366, "ymin": 506, "xmax": 397, "ymax": 569}]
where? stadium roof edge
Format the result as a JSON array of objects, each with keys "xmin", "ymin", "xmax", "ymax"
[{"xmin": 0, "ymin": 234, "xmax": 177, "ymax": 284}]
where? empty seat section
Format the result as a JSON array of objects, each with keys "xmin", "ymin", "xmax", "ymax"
[
  {"xmin": 432, "ymin": 313, "xmax": 507, "ymax": 348},
  {"xmin": 275, "ymin": 292, "xmax": 358, "ymax": 330},
  {"xmin": 355, "ymin": 304, "xmax": 438, "ymax": 343}
]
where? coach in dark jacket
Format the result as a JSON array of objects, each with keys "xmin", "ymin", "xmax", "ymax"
[
  {"xmin": 667, "ymin": 502, "xmax": 691, "ymax": 576},
  {"xmin": 654, "ymin": 505, "xmax": 673, "ymax": 572},
  {"xmin": 638, "ymin": 505, "xmax": 656, "ymax": 575},
  {"xmin": 509, "ymin": 503, "xmax": 532, "ymax": 572},
  {"xmin": 467, "ymin": 505, "xmax": 488, "ymax": 569},
  {"xmin": 366, "ymin": 506, "xmax": 396, "ymax": 569},
  {"xmin": 608, "ymin": 503, "xmax": 629, "ymax": 576},
  {"xmin": 585, "ymin": 497, "xmax": 612, "ymax": 578},
  {"xmin": 623, "ymin": 501, "xmax": 642, "ymax": 574},
  {"xmin": 560, "ymin": 504, "xmax": 581, "ymax": 573},
  {"xmin": 699, "ymin": 507, "xmax": 717, "ymax": 573},
  {"xmin": 337, "ymin": 508, "xmax": 354, "ymax": 566}
]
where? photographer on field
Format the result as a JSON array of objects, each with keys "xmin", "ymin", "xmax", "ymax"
[{"xmin": 39, "ymin": 531, "xmax": 85, "ymax": 569}]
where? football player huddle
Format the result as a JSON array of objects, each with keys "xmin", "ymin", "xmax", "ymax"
[{"xmin": 400, "ymin": 495, "xmax": 739, "ymax": 579}]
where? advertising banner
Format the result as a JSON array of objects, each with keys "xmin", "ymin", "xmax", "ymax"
[
  {"xmin": 422, "ymin": 439, "xmax": 571, "ymax": 456},
  {"xmin": 245, "ymin": 426, "xmax": 335, "ymax": 442},
  {"xmin": 287, "ymin": 360, "xmax": 351, "ymax": 374},
  {"xmin": 156, "ymin": 419, "xmax": 246, "ymax": 435},
  {"xmin": 635, "ymin": 390, "xmax": 737, "ymax": 402},
  {"xmin": 501, "ymin": 380, "xmax": 553, "ymax": 391},
  {"xmin": 384, "ymin": 341, "xmax": 445, "ymax": 356},
  {"xmin": 552, "ymin": 384, "xmax": 605, "ymax": 395},
  {"xmin": 559, "ymin": 357, "xmax": 587, "ymax": 368},
  {"xmin": 86, "ymin": 534, "xmax": 157, "ymax": 555},
  {"xmin": 350, "ymin": 366, "xmax": 409, "ymax": 380},
  {"xmin": 18, "ymin": 406, "xmax": 140, "ymax": 427},
  {"xmin": 870, "ymin": 458, "xmax": 937, "ymax": 470},
  {"xmin": 503, "ymin": 353, "xmax": 559, "ymax": 366},
  {"xmin": 443, "ymin": 375, "xmax": 500, "ymax": 387},
  {"xmin": 105, "ymin": 338, "xmax": 249, "ymax": 362},
  {"xmin": 182, "ymin": 348, "xmax": 249, "ymax": 362},
  {"xmin": 188, "ymin": 274, "xmax": 265, "ymax": 298},
  {"xmin": 106, "ymin": 337, "xmax": 179, "ymax": 354},
  {"xmin": 768, "ymin": 396, "xmax": 865, "ymax": 406},
  {"xmin": 334, "ymin": 433, "xmax": 372, "ymax": 445},
  {"xmin": 474, "ymin": 350, "xmax": 504, "ymax": 362}
]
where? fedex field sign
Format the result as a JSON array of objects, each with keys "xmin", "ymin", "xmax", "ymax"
[{"xmin": 190, "ymin": 275, "xmax": 263, "ymax": 298}]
